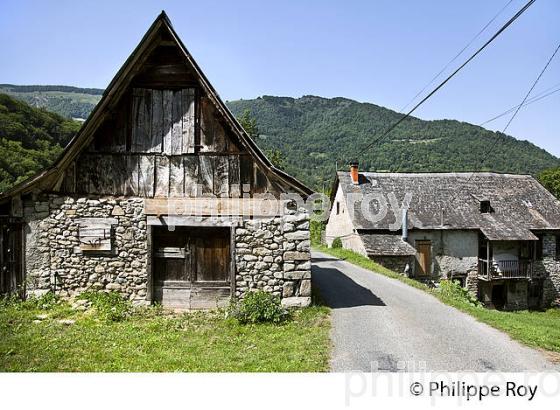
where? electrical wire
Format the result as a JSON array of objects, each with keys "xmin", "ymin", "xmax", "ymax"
[{"xmin": 344, "ymin": 0, "xmax": 536, "ymax": 163}]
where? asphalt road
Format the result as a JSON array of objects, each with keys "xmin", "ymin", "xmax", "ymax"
[{"xmin": 312, "ymin": 251, "xmax": 557, "ymax": 372}]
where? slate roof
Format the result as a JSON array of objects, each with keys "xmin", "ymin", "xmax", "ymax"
[
  {"xmin": 336, "ymin": 171, "xmax": 560, "ymax": 241},
  {"xmin": 361, "ymin": 234, "xmax": 416, "ymax": 256}
]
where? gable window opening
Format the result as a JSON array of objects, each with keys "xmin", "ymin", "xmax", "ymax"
[
  {"xmin": 480, "ymin": 200, "xmax": 492, "ymax": 214},
  {"xmin": 336, "ymin": 201, "xmax": 340, "ymax": 215}
]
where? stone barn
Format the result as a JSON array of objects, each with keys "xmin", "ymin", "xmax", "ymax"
[{"xmin": 0, "ymin": 12, "xmax": 313, "ymax": 309}]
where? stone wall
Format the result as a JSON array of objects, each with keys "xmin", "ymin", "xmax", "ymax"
[
  {"xmin": 536, "ymin": 234, "xmax": 560, "ymax": 307},
  {"xmin": 370, "ymin": 255, "xmax": 413, "ymax": 275},
  {"xmin": 24, "ymin": 195, "xmax": 148, "ymax": 304},
  {"xmin": 235, "ymin": 209, "xmax": 311, "ymax": 308},
  {"xmin": 23, "ymin": 195, "xmax": 312, "ymax": 308},
  {"xmin": 504, "ymin": 280, "xmax": 528, "ymax": 311}
]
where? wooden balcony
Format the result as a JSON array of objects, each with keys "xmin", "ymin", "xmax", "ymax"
[{"xmin": 478, "ymin": 259, "xmax": 533, "ymax": 281}]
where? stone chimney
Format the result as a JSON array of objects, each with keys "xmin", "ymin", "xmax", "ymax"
[{"xmin": 350, "ymin": 161, "xmax": 359, "ymax": 185}]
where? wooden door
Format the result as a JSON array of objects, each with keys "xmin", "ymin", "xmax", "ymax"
[
  {"xmin": 152, "ymin": 226, "xmax": 231, "ymax": 308},
  {"xmin": 416, "ymin": 240, "xmax": 432, "ymax": 276},
  {"xmin": 0, "ymin": 219, "xmax": 24, "ymax": 297}
]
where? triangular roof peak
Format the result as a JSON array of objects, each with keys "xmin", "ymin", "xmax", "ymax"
[{"xmin": 1, "ymin": 11, "xmax": 312, "ymax": 199}]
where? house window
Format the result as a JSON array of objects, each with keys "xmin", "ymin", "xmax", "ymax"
[
  {"xmin": 336, "ymin": 201, "xmax": 340, "ymax": 215},
  {"xmin": 480, "ymin": 200, "xmax": 492, "ymax": 213}
]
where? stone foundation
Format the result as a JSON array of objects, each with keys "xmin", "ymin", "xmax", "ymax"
[{"xmin": 370, "ymin": 255, "xmax": 413, "ymax": 275}]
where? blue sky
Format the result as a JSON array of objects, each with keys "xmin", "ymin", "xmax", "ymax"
[{"xmin": 1, "ymin": 0, "xmax": 559, "ymax": 155}]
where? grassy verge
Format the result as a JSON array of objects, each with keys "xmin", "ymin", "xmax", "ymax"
[
  {"xmin": 0, "ymin": 298, "xmax": 330, "ymax": 372},
  {"xmin": 315, "ymin": 245, "xmax": 560, "ymax": 354}
]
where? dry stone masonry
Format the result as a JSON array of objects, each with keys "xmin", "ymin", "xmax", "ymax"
[
  {"xmin": 23, "ymin": 195, "xmax": 311, "ymax": 307},
  {"xmin": 234, "ymin": 208, "xmax": 311, "ymax": 308}
]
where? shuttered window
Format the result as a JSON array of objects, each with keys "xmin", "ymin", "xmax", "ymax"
[{"xmin": 77, "ymin": 218, "xmax": 117, "ymax": 252}]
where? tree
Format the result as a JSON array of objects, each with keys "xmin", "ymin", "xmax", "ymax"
[
  {"xmin": 237, "ymin": 109, "xmax": 259, "ymax": 139},
  {"xmin": 266, "ymin": 149, "xmax": 285, "ymax": 169},
  {"xmin": 538, "ymin": 167, "xmax": 560, "ymax": 198}
]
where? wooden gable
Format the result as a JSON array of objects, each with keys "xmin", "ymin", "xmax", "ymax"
[{"xmin": 0, "ymin": 12, "xmax": 311, "ymax": 205}]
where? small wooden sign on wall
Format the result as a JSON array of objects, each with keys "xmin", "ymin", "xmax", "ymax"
[{"xmin": 76, "ymin": 218, "xmax": 117, "ymax": 252}]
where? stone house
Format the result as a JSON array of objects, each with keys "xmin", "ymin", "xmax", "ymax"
[
  {"xmin": 0, "ymin": 12, "xmax": 313, "ymax": 309},
  {"xmin": 325, "ymin": 164, "xmax": 560, "ymax": 310}
]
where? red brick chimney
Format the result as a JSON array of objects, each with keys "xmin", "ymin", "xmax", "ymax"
[{"xmin": 350, "ymin": 161, "xmax": 359, "ymax": 184}]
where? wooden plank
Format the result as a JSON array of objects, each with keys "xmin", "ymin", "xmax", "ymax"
[
  {"xmin": 199, "ymin": 99, "xmax": 214, "ymax": 152},
  {"xmin": 213, "ymin": 156, "xmax": 229, "ymax": 197},
  {"xmin": 100, "ymin": 155, "xmax": 117, "ymax": 194},
  {"xmin": 228, "ymin": 155, "xmax": 240, "ymax": 198},
  {"xmin": 171, "ymin": 90, "xmax": 183, "ymax": 155},
  {"xmin": 254, "ymin": 164, "xmax": 268, "ymax": 194},
  {"xmin": 112, "ymin": 107, "xmax": 127, "ymax": 152},
  {"xmin": 88, "ymin": 155, "xmax": 102, "ymax": 194},
  {"xmin": 75, "ymin": 157, "xmax": 91, "ymax": 194},
  {"xmin": 138, "ymin": 155, "xmax": 155, "ymax": 197},
  {"xmin": 62, "ymin": 162, "xmax": 76, "ymax": 193},
  {"xmin": 169, "ymin": 156, "xmax": 184, "ymax": 197},
  {"xmin": 162, "ymin": 90, "xmax": 173, "ymax": 154},
  {"xmin": 198, "ymin": 156, "xmax": 214, "ymax": 195},
  {"xmin": 131, "ymin": 89, "xmax": 152, "ymax": 152},
  {"xmin": 184, "ymin": 156, "xmax": 199, "ymax": 197},
  {"xmin": 240, "ymin": 155, "xmax": 253, "ymax": 193},
  {"xmin": 76, "ymin": 217, "xmax": 118, "ymax": 226},
  {"xmin": 124, "ymin": 155, "xmax": 139, "ymax": 196},
  {"xmin": 149, "ymin": 89, "xmax": 163, "ymax": 153},
  {"xmin": 112, "ymin": 155, "xmax": 128, "ymax": 196},
  {"xmin": 181, "ymin": 88, "xmax": 195, "ymax": 153},
  {"xmin": 11, "ymin": 195, "xmax": 23, "ymax": 218},
  {"xmin": 155, "ymin": 155, "xmax": 170, "ymax": 197},
  {"xmin": 144, "ymin": 198, "xmax": 287, "ymax": 216}
]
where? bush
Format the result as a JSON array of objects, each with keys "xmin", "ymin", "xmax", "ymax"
[
  {"xmin": 228, "ymin": 291, "xmax": 288, "ymax": 324},
  {"xmin": 331, "ymin": 237, "xmax": 342, "ymax": 248},
  {"xmin": 310, "ymin": 219, "xmax": 325, "ymax": 246},
  {"xmin": 439, "ymin": 280, "xmax": 481, "ymax": 307},
  {"xmin": 78, "ymin": 291, "xmax": 132, "ymax": 322}
]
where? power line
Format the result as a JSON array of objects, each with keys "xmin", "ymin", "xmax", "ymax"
[
  {"xmin": 399, "ymin": 0, "xmax": 515, "ymax": 113},
  {"xmin": 344, "ymin": 0, "xmax": 536, "ymax": 163},
  {"xmin": 480, "ymin": 83, "xmax": 560, "ymax": 126},
  {"xmin": 445, "ymin": 40, "xmax": 560, "ymax": 207},
  {"xmin": 500, "ymin": 42, "xmax": 560, "ymax": 134}
]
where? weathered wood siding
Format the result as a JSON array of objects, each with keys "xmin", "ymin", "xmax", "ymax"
[{"xmin": 61, "ymin": 86, "xmax": 278, "ymax": 197}]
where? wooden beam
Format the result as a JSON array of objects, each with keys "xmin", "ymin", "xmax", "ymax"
[{"xmin": 144, "ymin": 198, "xmax": 287, "ymax": 216}]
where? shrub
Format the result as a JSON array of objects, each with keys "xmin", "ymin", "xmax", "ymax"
[
  {"xmin": 439, "ymin": 280, "xmax": 481, "ymax": 308},
  {"xmin": 78, "ymin": 291, "xmax": 132, "ymax": 322},
  {"xmin": 331, "ymin": 237, "xmax": 342, "ymax": 248},
  {"xmin": 228, "ymin": 291, "xmax": 288, "ymax": 324},
  {"xmin": 310, "ymin": 219, "xmax": 325, "ymax": 246}
]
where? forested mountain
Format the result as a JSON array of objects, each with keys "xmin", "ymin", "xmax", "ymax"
[
  {"xmin": 0, "ymin": 84, "xmax": 103, "ymax": 120},
  {"xmin": 1, "ymin": 86, "xmax": 558, "ymax": 192},
  {"xmin": 227, "ymin": 96, "xmax": 560, "ymax": 190},
  {"xmin": 0, "ymin": 93, "xmax": 80, "ymax": 192}
]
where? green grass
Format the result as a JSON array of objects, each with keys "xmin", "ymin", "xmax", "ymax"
[
  {"xmin": 315, "ymin": 245, "xmax": 560, "ymax": 354},
  {"xmin": 0, "ymin": 299, "xmax": 331, "ymax": 372}
]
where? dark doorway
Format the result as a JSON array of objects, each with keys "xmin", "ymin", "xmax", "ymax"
[
  {"xmin": 152, "ymin": 226, "xmax": 231, "ymax": 309},
  {"xmin": 491, "ymin": 284, "xmax": 506, "ymax": 310},
  {"xmin": 0, "ymin": 218, "xmax": 24, "ymax": 297}
]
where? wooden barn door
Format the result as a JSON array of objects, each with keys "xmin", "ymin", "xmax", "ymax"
[
  {"xmin": 0, "ymin": 218, "xmax": 24, "ymax": 297},
  {"xmin": 152, "ymin": 226, "xmax": 231, "ymax": 309},
  {"xmin": 415, "ymin": 240, "xmax": 432, "ymax": 276}
]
